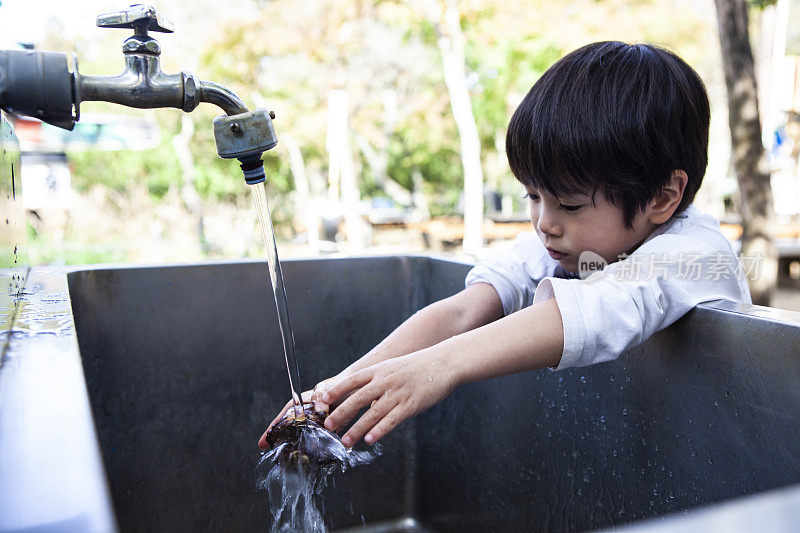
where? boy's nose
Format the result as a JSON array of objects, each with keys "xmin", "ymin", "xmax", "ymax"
[{"xmin": 536, "ymin": 209, "xmax": 562, "ymax": 237}]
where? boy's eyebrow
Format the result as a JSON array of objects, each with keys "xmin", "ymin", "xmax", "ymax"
[
  {"xmin": 525, "ymin": 181, "xmax": 597, "ymax": 202},
  {"xmin": 558, "ymin": 190, "xmax": 592, "ymax": 202}
]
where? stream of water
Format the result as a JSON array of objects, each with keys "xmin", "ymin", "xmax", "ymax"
[
  {"xmin": 249, "ymin": 181, "xmax": 304, "ymax": 419},
  {"xmin": 249, "ymin": 181, "xmax": 381, "ymax": 531}
]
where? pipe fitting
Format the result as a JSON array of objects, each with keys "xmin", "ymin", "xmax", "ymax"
[
  {"xmin": 213, "ymin": 108, "xmax": 278, "ymax": 160},
  {"xmin": 182, "ymin": 72, "xmax": 200, "ymax": 112}
]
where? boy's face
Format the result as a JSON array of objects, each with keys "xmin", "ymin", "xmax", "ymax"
[{"xmin": 525, "ymin": 186, "xmax": 657, "ymax": 274}]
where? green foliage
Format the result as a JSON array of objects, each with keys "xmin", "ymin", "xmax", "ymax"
[
  {"xmin": 387, "ymin": 121, "xmax": 461, "ymax": 190},
  {"xmin": 469, "ymin": 36, "xmax": 562, "ymax": 151},
  {"xmin": 26, "ymin": 221, "xmax": 127, "ymax": 265},
  {"xmin": 749, "ymin": 0, "xmax": 777, "ymax": 8},
  {"xmin": 61, "ymin": 0, "xmax": 730, "ymax": 231},
  {"xmin": 68, "ymin": 114, "xmax": 182, "ymax": 199}
]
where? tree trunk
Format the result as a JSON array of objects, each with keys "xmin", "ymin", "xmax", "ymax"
[
  {"xmin": 715, "ymin": 0, "xmax": 778, "ymax": 305},
  {"xmin": 172, "ymin": 114, "xmax": 206, "ymax": 255},
  {"xmin": 355, "ymin": 133, "xmax": 413, "ymax": 206},
  {"xmin": 282, "ymin": 133, "xmax": 320, "ymax": 251},
  {"xmin": 434, "ymin": 0, "xmax": 484, "ymax": 254}
]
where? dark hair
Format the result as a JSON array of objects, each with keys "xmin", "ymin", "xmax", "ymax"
[{"xmin": 506, "ymin": 41, "xmax": 710, "ymax": 227}]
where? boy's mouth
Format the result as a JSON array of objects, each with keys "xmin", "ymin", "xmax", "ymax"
[{"xmin": 546, "ymin": 247, "xmax": 567, "ymax": 260}]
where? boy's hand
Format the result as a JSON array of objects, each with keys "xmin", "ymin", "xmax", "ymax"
[
  {"xmin": 258, "ymin": 377, "xmax": 339, "ymax": 450},
  {"xmin": 321, "ymin": 349, "xmax": 458, "ymax": 448}
]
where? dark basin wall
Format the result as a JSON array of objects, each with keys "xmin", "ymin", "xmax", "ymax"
[
  {"xmin": 68, "ymin": 257, "xmax": 800, "ymax": 532},
  {"xmin": 418, "ymin": 261, "xmax": 800, "ymax": 531},
  {"xmin": 68, "ymin": 258, "xmax": 428, "ymax": 532}
]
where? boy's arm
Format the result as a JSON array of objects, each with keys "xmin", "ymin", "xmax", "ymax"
[
  {"xmin": 336, "ymin": 282, "xmax": 505, "ymax": 378},
  {"xmin": 259, "ymin": 283, "xmax": 504, "ymax": 448},
  {"xmin": 322, "ymin": 296, "xmax": 564, "ymax": 447}
]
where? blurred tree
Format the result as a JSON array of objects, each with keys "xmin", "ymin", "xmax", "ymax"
[
  {"xmin": 42, "ymin": 0, "xmax": 734, "ymax": 261},
  {"xmin": 424, "ymin": 0, "xmax": 485, "ymax": 253},
  {"xmin": 715, "ymin": 0, "xmax": 777, "ymax": 305}
]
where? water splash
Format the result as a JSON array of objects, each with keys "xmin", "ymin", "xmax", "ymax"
[{"xmin": 255, "ymin": 421, "xmax": 381, "ymax": 532}]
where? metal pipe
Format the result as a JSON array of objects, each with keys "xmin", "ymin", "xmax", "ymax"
[
  {"xmin": 78, "ymin": 63, "xmax": 248, "ymax": 118},
  {"xmin": 199, "ymin": 80, "xmax": 248, "ymax": 116},
  {"xmin": 77, "ymin": 54, "xmax": 184, "ymax": 111}
]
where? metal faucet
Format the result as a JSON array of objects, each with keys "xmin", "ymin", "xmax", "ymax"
[{"xmin": 0, "ymin": 4, "xmax": 277, "ymax": 183}]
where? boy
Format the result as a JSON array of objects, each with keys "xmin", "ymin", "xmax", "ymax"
[{"xmin": 259, "ymin": 41, "xmax": 751, "ymax": 451}]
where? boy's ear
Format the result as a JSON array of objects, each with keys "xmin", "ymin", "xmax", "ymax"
[{"xmin": 647, "ymin": 170, "xmax": 688, "ymax": 225}]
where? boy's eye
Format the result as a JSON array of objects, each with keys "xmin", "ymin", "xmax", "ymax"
[
  {"xmin": 523, "ymin": 193, "xmax": 540, "ymax": 201},
  {"xmin": 560, "ymin": 204, "xmax": 583, "ymax": 212}
]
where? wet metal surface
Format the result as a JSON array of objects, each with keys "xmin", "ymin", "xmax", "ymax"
[
  {"xmin": 0, "ymin": 269, "xmax": 116, "ymax": 533},
  {"xmin": 68, "ymin": 258, "xmax": 421, "ymax": 532},
  {"xmin": 1, "ymin": 112, "xmax": 115, "ymax": 533},
  {"xmin": 65, "ymin": 257, "xmax": 800, "ymax": 532},
  {"xmin": 609, "ymin": 482, "xmax": 800, "ymax": 533},
  {"xmin": 1, "ymin": 111, "xmax": 25, "ymax": 350}
]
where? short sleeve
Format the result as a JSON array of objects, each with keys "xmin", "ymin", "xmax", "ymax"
[
  {"xmin": 533, "ymin": 234, "xmax": 752, "ymax": 370},
  {"xmin": 465, "ymin": 232, "xmax": 556, "ymax": 315}
]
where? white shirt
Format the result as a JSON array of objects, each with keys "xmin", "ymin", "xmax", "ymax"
[{"xmin": 465, "ymin": 204, "xmax": 752, "ymax": 370}]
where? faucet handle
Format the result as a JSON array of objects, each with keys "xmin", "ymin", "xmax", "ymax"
[{"xmin": 96, "ymin": 4, "xmax": 174, "ymax": 34}]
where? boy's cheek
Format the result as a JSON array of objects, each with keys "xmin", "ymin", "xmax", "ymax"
[{"xmin": 562, "ymin": 259, "xmax": 580, "ymax": 274}]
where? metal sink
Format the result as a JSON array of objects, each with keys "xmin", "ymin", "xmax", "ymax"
[{"xmin": 4, "ymin": 256, "xmax": 800, "ymax": 532}]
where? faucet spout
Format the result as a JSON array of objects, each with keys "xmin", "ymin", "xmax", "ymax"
[
  {"xmin": 0, "ymin": 4, "xmax": 278, "ymax": 185},
  {"xmin": 76, "ymin": 12, "xmax": 248, "ymax": 118},
  {"xmin": 198, "ymin": 81, "xmax": 248, "ymax": 116},
  {"xmin": 77, "ymin": 56, "xmax": 248, "ymax": 117}
]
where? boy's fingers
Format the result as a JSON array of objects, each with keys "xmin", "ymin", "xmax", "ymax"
[
  {"xmin": 267, "ymin": 400, "xmax": 293, "ymax": 431},
  {"xmin": 341, "ymin": 397, "xmax": 396, "ymax": 447},
  {"xmin": 258, "ymin": 430, "xmax": 270, "ymax": 450},
  {"xmin": 260, "ymin": 400, "xmax": 292, "ymax": 449},
  {"xmin": 311, "ymin": 382, "xmax": 332, "ymax": 402},
  {"xmin": 313, "ymin": 388, "xmax": 353, "ymax": 411},
  {"xmin": 363, "ymin": 405, "xmax": 405, "ymax": 445},
  {"xmin": 322, "ymin": 371, "xmax": 372, "ymax": 406},
  {"xmin": 260, "ymin": 389, "xmax": 316, "ymax": 449},
  {"xmin": 270, "ymin": 389, "xmax": 317, "ymax": 424},
  {"xmin": 324, "ymin": 385, "xmax": 377, "ymax": 432},
  {"xmin": 311, "ymin": 383, "xmax": 334, "ymax": 412}
]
